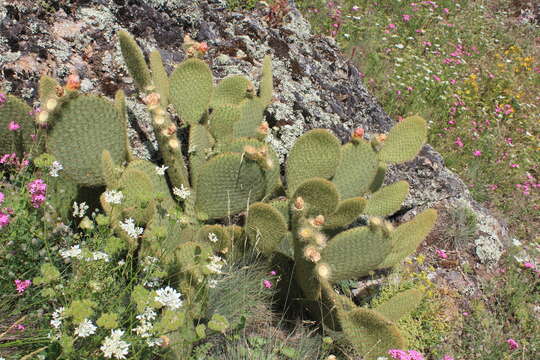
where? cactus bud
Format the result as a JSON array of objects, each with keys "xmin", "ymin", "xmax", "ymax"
[
  {"xmin": 197, "ymin": 42, "xmax": 209, "ymax": 54},
  {"xmin": 258, "ymin": 145, "xmax": 268, "ymax": 157},
  {"xmin": 294, "ymin": 197, "xmax": 304, "ymax": 211},
  {"xmin": 166, "ymin": 124, "xmax": 177, "ymax": 136},
  {"xmin": 312, "ymin": 215, "xmax": 325, "ymax": 227},
  {"xmin": 143, "ymin": 92, "xmax": 161, "ymax": 107},
  {"xmin": 258, "ymin": 121, "xmax": 269, "ymax": 135},
  {"xmin": 55, "ymin": 85, "xmax": 65, "ymax": 97},
  {"xmin": 154, "ymin": 115, "xmax": 165, "ymax": 126},
  {"xmin": 317, "ymin": 263, "xmax": 331, "ymax": 280},
  {"xmin": 304, "ymin": 246, "xmax": 321, "ymax": 263},
  {"xmin": 159, "ymin": 335, "xmax": 170, "ymax": 347},
  {"xmin": 352, "ymin": 127, "xmax": 365, "ymax": 140},
  {"xmin": 66, "ymin": 73, "xmax": 81, "ymax": 91},
  {"xmin": 46, "ymin": 98, "xmax": 58, "ymax": 112},
  {"xmin": 243, "ymin": 145, "xmax": 258, "ymax": 159},
  {"xmin": 168, "ymin": 138, "xmax": 179, "ymax": 149},
  {"xmin": 298, "ymin": 227, "xmax": 313, "ymax": 240},
  {"xmin": 368, "ymin": 217, "xmax": 383, "ymax": 231},
  {"xmin": 314, "ymin": 232, "xmax": 327, "ymax": 247},
  {"xmin": 36, "ymin": 110, "xmax": 49, "ymax": 126},
  {"xmin": 376, "ymin": 134, "xmax": 387, "ymax": 143},
  {"xmin": 382, "ymin": 220, "xmax": 394, "ymax": 236}
]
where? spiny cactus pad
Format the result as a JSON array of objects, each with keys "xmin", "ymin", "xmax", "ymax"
[
  {"xmin": 47, "ymin": 95, "xmax": 127, "ymax": 186},
  {"xmin": 369, "ymin": 163, "xmax": 387, "ymax": 193},
  {"xmin": 320, "ymin": 227, "xmax": 390, "ymax": 282},
  {"xmin": 364, "ymin": 181, "xmax": 409, "ymax": 217},
  {"xmin": 195, "ymin": 153, "xmax": 266, "ymax": 219},
  {"xmin": 374, "ymin": 288, "xmax": 424, "ymax": 321},
  {"xmin": 118, "ymin": 168, "xmax": 156, "ymax": 224},
  {"xmin": 208, "ymin": 105, "xmax": 241, "ymax": 143},
  {"xmin": 149, "ymin": 50, "xmax": 170, "ymax": 106},
  {"xmin": 332, "ymin": 141, "xmax": 378, "ymax": 199},
  {"xmin": 38, "ymin": 75, "xmax": 59, "ymax": 104},
  {"xmin": 293, "ymin": 178, "xmax": 340, "ymax": 216},
  {"xmin": 259, "ymin": 55, "xmax": 273, "ymax": 106},
  {"xmin": 286, "ymin": 129, "xmax": 341, "ymax": 195},
  {"xmin": 246, "ymin": 202, "xmax": 288, "ymax": 256},
  {"xmin": 118, "ymin": 30, "xmax": 152, "ymax": 91},
  {"xmin": 378, "ymin": 115, "xmax": 427, "ymax": 164},
  {"xmin": 0, "ymin": 95, "xmax": 36, "ymax": 155},
  {"xmin": 170, "ymin": 58, "xmax": 213, "ymax": 124},
  {"xmin": 379, "ymin": 208, "xmax": 438, "ymax": 269},
  {"xmin": 210, "ymin": 75, "xmax": 252, "ymax": 107},
  {"xmin": 324, "ymin": 197, "xmax": 367, "ymax": 229},
  {"xmin": 339, "ymin": 307, "xmax": 406, "ymax": 360},
  {"xmin": 232, "ymin": 98, "xmax": 265, "ymax": 139}
]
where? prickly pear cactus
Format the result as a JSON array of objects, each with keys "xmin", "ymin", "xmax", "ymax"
[{"xmin": 244, "ymin": 118, "xmax": 438, "ymax": 359}]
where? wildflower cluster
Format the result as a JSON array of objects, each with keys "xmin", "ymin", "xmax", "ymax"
[{"xmin": 27, "ymin": 178, "xmax": 47, "ymax": 208}]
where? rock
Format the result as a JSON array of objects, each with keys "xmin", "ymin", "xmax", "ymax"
[{"xmin": 0, "ymin": 0, "xmax": 509, "ymax": 265}]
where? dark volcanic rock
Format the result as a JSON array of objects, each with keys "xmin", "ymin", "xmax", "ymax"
[{"xmin": 0, "ymin": 0, "xmax": 508, "ymax": 266}]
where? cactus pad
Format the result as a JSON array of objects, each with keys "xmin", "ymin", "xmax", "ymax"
[
  {"xmin": 259, "ymin": 55, "xmax": 273, "ymax": 106},
  {"xmin": 364, "ymin": 181, "xmax": 409, "ymax": 217},
  {"xmin": 0, "ymin": 95, "xmax": 37, "ymax": 156},
  {"xmin": 208, "ymin": 105, "xmax": 241, "ymax": 143},
  {"xmin": 320, "ymin": 227, "xmax": 390, "ymax": 282},
  {"xmin": 378, "ymin": 116, "xmax": 427, "ymax": 164},
  {"xmin": 118, "ymin": 30, "xmax": 152, "ymax": 91},
  {"xmin": 379, "ymin": 209, "xmax": 438, "ymax": 268},
  {"xmin": 47, "ymin": 95, "xmax": 127, "ymax": 186},
  {"xmin": 293, "ymin": 178, "xmax": 339, "ymax": 216},
  {"xmin": 246, "ymin": 202, "xmax": 288, "ymax": 256},
  {"xmin": 324, "ymin": 197, "xmax": 367, "ymax": 229},
  {"xmin": 232, "ymin": 98, "xmax": 265, "ymax": 138},
  {"xmin": 149, "ymin": 50, "xmax": 170, "ymax": 106},
  {"xmin": 170, "ymin": 58, "xmax": 213, "ymax": 124},
  {"xmin": 374, "ymin": 288, "xmax": 424, "ymax": 321},
  {"xmin": 339, "ymin": 307, "xmax": 406, "ymax": 360},
  {"xmin": 332, "ymin": 141, "xmax": 379, "ymax": 199},
  {"xmin": 211, "ymin": 75, "xmax": 252, "ymax": 107},
  {"xmin": 286, "ymin": 129, "xmax": 341, "ymax": 195},
  {"xmin": 194, "ymin": 153, "xmax": 266, "ymax": 219}
]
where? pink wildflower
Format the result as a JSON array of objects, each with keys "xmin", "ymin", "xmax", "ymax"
[
  {"xmin": 488, "ymin": 184, "xmax": 498, "ymax": 191},
  {"xmin": 0, "ymin": 192, "xmax": 4, "ymax": 204},
  {"xmin": 388, "ymin": 349, "xmax": 409, "ymax": 359},
  {"xmin": 454, "ymin": 137, "xmax": 464, "ymax": 147},
  {"xmin": 15, "ymin": 279, "xmax": 31, "ymax": 293},
  {"xmin": 463, "ymin": 312, "xmax": 469, "ymax": 316},
  {"xmin": 8, "ymin": 121, "xmax": 20, "ymax": 131},
  {"xmin": 0, "ymin": 93, "xmax": 6, "ymax": 104},
  {"xmin": 388, "ymin": 23, "xmax": 396, "ymax": 29},
  {"xmin": 436, "ymin": 249, "xmax": 448, "ymax": 259},
  {"xmin": 0, "ymin": 212, "xmax": 10, "ymax": 228},
  {"xmin": 16, "ymin": 324, "xmax": 25, "ymax": 331},
  {"xmin": 352, "ymin": 5, "xmax": 359, "ymax": 11},
  {"xmin": 408, "ymin": 350, "xmax": 424, "ymax": 360},
  {"xmin": 432, "ymin": 75, "xmax": 441, "ymax": 82},
  {"xmin": 27, "ymin": 179, "xmax": 47, "ymax": 208},
  {"xmin": 443, "ymin": 8, "xmax": 449, "ymax": 14},
  {"xmin": 270, "ymin": 270, "xmax": 277, "ymax": 276},
  {"xmin": 510, "ymin": 163, "xmax": 519, "ymax": 168},
  {"xmin": 473, "ymin": 150, "xmax": 482, "ymax": 157},
  {"xmin": 507, "ymin": 338, "xmax": 519, "ymax": 350},
  {"xmin": 442, "ymin": 356, "xmax": 454, "ymax": 360},
  {"xmin": 402, "ymin": 14, "xmax": 411, "ymax": 21},
  {"xmin": 263, "ymin": 280, "xmax": 272, "ymax": 289},
  {"xmin": 523, "ymin": 262, "xmax": 535, "ymax": 269}
]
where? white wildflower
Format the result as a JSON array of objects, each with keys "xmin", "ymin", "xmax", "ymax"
[
  {"xmin": 118, "ymin": 260, "xmax": 126, "ymax": 266},
  {"xmin": 119, "ymin": 218, "xmax": 143, "ymax": 239},
  {"xmin": 155, "ymin": 165, "xmax": 168, "ymax": 176},
  {"xmin": 172, "ymin": 184, "xmax": 190, "ymax": 200},
  {"xmin": 206, "ymin": 255, "xmax": 225, "ymax": 274},
  {"xmin": 59, "ymin": 245, "xmax": 83, "ymax": 259},
  {"xmin": 91, "ymin": 251, "xmax": 110, "ymax": 262},
  {"xmin": 132, "ymin": 307, "xmax": 157, "ymax": 339},
  {"xmin": 49, "ymin": 161, "xmax": 63, "ymax": 177},
  {"xmin": 104, "ymin": 190, "xmax": 124, "ymax": 205},
  {"xmin": 74, "ymin": 318, "xmax": 97, "ymax": 338},
  {"xmin": 72, "ymin": 201, "xmax": 89, "ymax": 218},
  {"xmin": 395, "ymin": 43, "xmax": 404, "ymax": 49},
  {"xmin": 50, "ymin": 307, "xmax": 65, "ymax": 329},
  {"xmin": 101, "ymin": 329, "xmax": 130, "ymax": 359},
  {"xmin": 208, "ymin": 279, "xmax": 218, "ymax": 288},
  {"xmin": 154, "ymin": 286, "xmax": 183, "ymax": 310},
  {"xmin": 208, "ymin": 232, "xmax": 219, "ymax": 243},
  {"xmin": 146, "ymin": 337, "xmax": 163, "ymax": 347}
]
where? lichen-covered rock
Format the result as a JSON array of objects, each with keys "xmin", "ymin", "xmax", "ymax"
[{"xmin": 0, "ymin": 0, "xmax": 508, "ymax": 264}]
